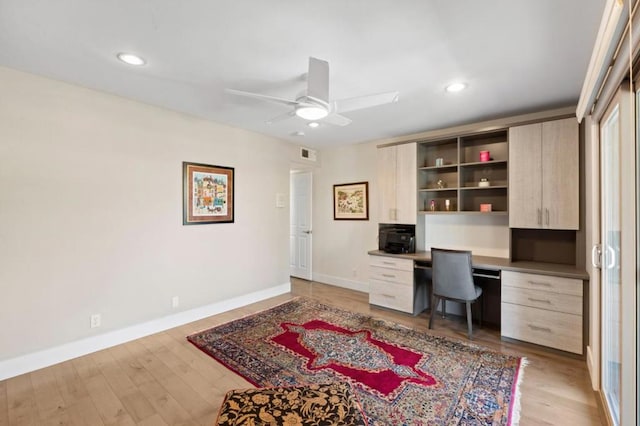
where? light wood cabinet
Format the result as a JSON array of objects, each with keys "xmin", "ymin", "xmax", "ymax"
[
  {"xmin": 377, "ymin": 146, "xmax": 397, "ymax": 223},
  {"xmin": 542, "ymin": 119, "xmax": 580, "ymax": 229},
  {"xmin": 501, "ymin": 270, "xmax": 583, "ymax": 354},
  {"xmin": 377, "ymin": 143, "xmax": 416, "ymax": 224},
  {"xmin": 368, "ymin": 256, "xmax": 415, "ymax": 313},
  {"xmin": 508, "ymin": 117, "xmax": 579, "ymax": 229}
]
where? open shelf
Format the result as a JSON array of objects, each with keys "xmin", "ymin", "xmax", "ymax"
[
  {"xmin": 418, "ymin": 164, "xmax": 459, "ymax": 171},
  {"xmin": 460, "ymin": 132, "xmax": 508, "ymax": 163},
  {"xmin": 460, "ymin": 185, "xmax": 508, "ymax": 190},
  {"xmin": 417, "ymin": 129, "xmax": 509, "ymax": 214}
]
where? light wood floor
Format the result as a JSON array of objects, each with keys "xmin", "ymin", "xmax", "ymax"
[{"xmin": 0, "ymin": 279, "xmax": 604, "ymax": 425}]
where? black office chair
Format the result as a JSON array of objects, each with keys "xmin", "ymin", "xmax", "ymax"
[{"xmin": 429, "ymin": 248, "xmax": 482, "ymax": 340}]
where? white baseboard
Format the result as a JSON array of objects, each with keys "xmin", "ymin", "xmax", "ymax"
[
  {"xmin": 0, "ymin": 282, "xmax": 291, "ymax": 381},
  {"xmin": 313, "ymin": 273, "xmax": 368, "ymax": 293},
  {"xmin": 586, "ymin": 345, "xmax": 599, "ymax": 390}
]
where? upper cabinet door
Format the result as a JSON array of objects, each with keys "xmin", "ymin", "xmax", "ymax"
[
  {"xmin": 542, "ymin": 118, "xmax": 579, "ymax": 230},
  {"xmin": 376, "ymin": 143, "xmax": 416, "ymax": 224},
  {"xmin": 377, "ymin": 145, "xmax": 397, "ymax": 223},
  {"xmin": 509, "ymin": 123, "xmax": 543, "ymax": 228},
  {"xmin": 395, "ymin": 143, "xmax": 417, "ymax": 224},
  {"xmin": 508, "ymin": 118, "xmax": 579, "ymax": 230}
]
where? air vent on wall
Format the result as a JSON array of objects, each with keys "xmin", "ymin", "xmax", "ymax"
[{"xmin": 300, "ymin": 147, "xmax": 317, "ymax": 162}]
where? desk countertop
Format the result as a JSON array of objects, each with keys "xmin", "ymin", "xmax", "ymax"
[{"xmin": 368, "ymin": 250, "xmax": 589, "ymax": 280}]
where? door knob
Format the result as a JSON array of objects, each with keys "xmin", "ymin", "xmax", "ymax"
[{"xmin": 303, "ymin": 230, "xmax": 312, "ymax": 234}]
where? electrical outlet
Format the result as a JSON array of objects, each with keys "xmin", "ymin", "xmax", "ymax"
[
  {"xmin": 172, "ymin": 296, "xmax": 179, "ymax": 309},
  {"xmin": 90, "ymin": 314, "xmax": 101, "ymax": 328}
]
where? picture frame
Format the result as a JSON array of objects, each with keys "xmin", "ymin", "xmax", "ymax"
[
  {"xmin": 183, "ymin": 162, "xmax": 234, "ymax": 225},
  {"xmin": 333, "ymin": 181, "xmax": 369, "ymax": 220}
]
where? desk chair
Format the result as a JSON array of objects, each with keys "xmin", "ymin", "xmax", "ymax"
[{"xmin": 429, "ymin": 248, "xmax": 482, "ymax": 340}]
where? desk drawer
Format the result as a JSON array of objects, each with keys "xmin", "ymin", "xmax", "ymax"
[
  {"xmin": 502, "ymin": 271, "xmax": 582, "ymax": 296},
  {"xmin": 369, "ymin": 279, "xmax": 413, "ymax": 313},
  {"xmin": 369, "ymin": 266, "xmax": 413, "ymax": 285},
  {"xmin": 501, "ymin": 286, "xmax": 582, "ymax": 315},
  {"xmin": 369, "ymin": 256, "xmax": 414, "ymax": 272},
  {"xmin": 501, "ymin": 303, "xmax": 582, "ymax": 354}
]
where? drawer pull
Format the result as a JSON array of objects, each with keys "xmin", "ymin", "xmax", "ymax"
[
  {"xmin": 382, "ymin": 261, "xmax": 395, "ymax": 265},
  {"xmin": 381, "ymin": 294, "xmax": 396, "ymax": 299},
  {"xmin": 381, "ymin": 274, "xmax": 395, "ymax": 278},
  {"xmin": 528, "ymin": 324, "xmax": 552, "ymax": 333},
  {"xmin": 528, "ymin": 280, "xmax": 552, "ymax": 287},
  {"xmin": 527, "ymin": 297, "xmax": 552, "ymax": 304}
]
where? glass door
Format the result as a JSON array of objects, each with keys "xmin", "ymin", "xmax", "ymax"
[
  {"xmin": 600, "ymin": 99, "xmax": 621, "ymax": 425},
  {"xmin": 599, "ymin": 81, "xmax": 637, "ymax": 426}
]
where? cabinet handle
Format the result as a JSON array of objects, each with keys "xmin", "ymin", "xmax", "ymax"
[
  {"xmin": 527, "ymin": 297, "xmax": 552, "ymax": 304},
  {"xmin": 591, "ymin": 244, "xmax": 602, "ymax": 269},
  {"xmin": 381, "ymin": 274, "xmax": 396, "ymax": 278},
  {"xmin": 605, "ymin": 245, "xmax": 616, "ymax": 269},
  {"xmin": 545, "ymin": 208, "xmax": 550, "ymax": 226},
  {"xmin": 382, "ymin": 261, "xmax": 395, "ymax": 265},
  {"xmin": 528, "ymin": 324, "xmax": 552, "ymax": 333},
  {"xmin": 537, "ymin": 208, "xmax": 542, "ymax": 225},
  {"xmin": 528, "ymin": 280, "xmax": 552, "ymax": 287},
  {"xmin": 381, "ymin": 294, "xmax": 396, "ymax": 299}
]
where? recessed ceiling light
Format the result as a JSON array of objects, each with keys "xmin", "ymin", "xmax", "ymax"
[
  {"xmin": 117, "ymin": 52, "xmax": 146, "ymax": 66},
  {"xmin": 308, "ymin": 122, "xmax": 320, "ymax": 128},
  {"xmin": 445, "ymin": 82, "xmax": 467, "ymax": 93}
]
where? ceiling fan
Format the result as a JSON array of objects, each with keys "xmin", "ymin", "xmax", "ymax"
[{"xmin": 226, "ymin": 57, "xmax": 399, "ymax": 126}]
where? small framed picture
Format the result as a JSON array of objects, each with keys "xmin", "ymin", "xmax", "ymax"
[
  {"xmin": 333, "ymin": 181, "xmax": 369, "ymax": 220},
  {"xmin": 183, "ymin": 162, "xmax": 234, "ymax": 225}
]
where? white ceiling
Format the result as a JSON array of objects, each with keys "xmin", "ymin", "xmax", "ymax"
[{"xmin": 0, "ymin": 1, "xmax": 604, "ymax": 148}]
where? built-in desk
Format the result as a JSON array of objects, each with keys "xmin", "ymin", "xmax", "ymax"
[
  {"xmin": 367, "ymin": 250, "xmax": 588, "ymax": 355},
  {"xmin": 368, "ymin": 250, "xmax": 589, "ymax": 280}
]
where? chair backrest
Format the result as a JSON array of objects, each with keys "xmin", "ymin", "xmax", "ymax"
[{"xmin": 431, "ymin": 248, "xmax": 477, "ymax": 301}]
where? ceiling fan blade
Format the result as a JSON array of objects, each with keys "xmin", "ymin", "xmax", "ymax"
[
  {"xmin": 265, "ymin": 111, "xmax": 295, "ymax": 125},
  {"xmin": 226, "ymin": 88, "xmax": 300, "ymax": 107},
  {"xmin": 322, "ymin": 113, "xmax": 352, "ymax": 127},
  {"xmin": 333, "ymin": 91, "xmax": 399, "ymax": 113},
  {"xmin": 306, "ymin": 57, "xmax": 329, "ymax": 106}
]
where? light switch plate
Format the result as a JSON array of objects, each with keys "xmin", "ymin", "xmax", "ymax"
[{"xmin": 276, "ymin": 193, "xmax": 286, "ymax": 208}]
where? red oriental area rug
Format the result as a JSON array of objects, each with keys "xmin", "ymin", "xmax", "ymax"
[{"xmin": 187, "ymin": 298, "xmax": 525, "ymax": 425}]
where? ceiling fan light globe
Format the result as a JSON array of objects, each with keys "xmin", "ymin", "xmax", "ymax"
[
  {"xmin": 295, "ymin": 106, "xmax": 328, "ymax": 120},
  {"xmin": 117, "ymin": 52, "xmax": 146, "ymax": 66},
  {"xmin": 445, "ymin": 82, "xmax": 467, "ymax": 93}
]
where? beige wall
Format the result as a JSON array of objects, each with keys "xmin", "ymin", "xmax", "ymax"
[
  {"xmin": 0, "ymin": 67, "xmax": 291, "ymax": 362},
  {"xmin": 312, "ymin": 142, "xmax": 378, "ymax": 291},
  {"xmin": 423, "ymin": 215, "xmax": 509, "ymax": 257}
]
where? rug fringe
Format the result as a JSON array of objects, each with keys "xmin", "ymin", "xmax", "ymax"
[{"xmin": 508, "ymin": 357, "xmax": 528, "ymax": 426}]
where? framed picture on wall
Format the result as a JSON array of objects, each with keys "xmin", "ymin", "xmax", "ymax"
[
  {"xmin": 333, "ymin": 181, "xmax": 369, "ymax": 220},
  {"xmin": 183, "ymin": 162, "xmax": 234, "ymax": 225}
]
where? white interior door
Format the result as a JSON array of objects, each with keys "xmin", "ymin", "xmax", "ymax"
[{"xmin": 290, "ymin": 171, "xmax": 312, "ymax": 280}]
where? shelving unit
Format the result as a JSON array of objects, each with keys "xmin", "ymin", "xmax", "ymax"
[{"xmin": 417, "ymin": 130, "xmax": 508, "ymax": 214}]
